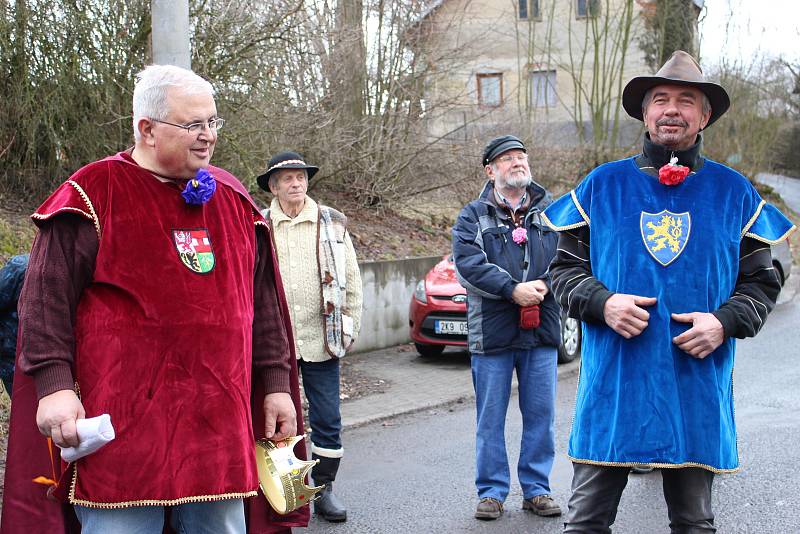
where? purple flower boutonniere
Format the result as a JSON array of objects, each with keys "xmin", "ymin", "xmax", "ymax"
[
  {"xmin": 182, "ymin": 168, "xmax": 217, "ymax": 205},
  {"xmin": 512, "ymin": 227, "xmax": 527, "ymax": 246}
]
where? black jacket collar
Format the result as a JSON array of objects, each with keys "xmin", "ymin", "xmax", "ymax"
[{"xmin": 639, "ymin": 133, "xmax": 703, "ymax": 171}]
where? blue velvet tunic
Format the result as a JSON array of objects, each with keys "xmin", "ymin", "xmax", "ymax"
[{"xmin": 543, "ymin": 157, "xmax": 795, "ymax": 472}]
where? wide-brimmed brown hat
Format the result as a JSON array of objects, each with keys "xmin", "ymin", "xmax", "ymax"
[{"xmin": 622, "ymin": 50, "xmax": 730, "ymax": 128}]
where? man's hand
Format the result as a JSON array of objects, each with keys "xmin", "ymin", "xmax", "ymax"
[
  {"xmin": 263, "ymin": 392, "xmax": 297, "ymax": 442},
  {"xmin": 671, "ymin": 312, "xmax": 724, "ymax": 359},
  {"xmin": 512, "ymin": 281, "xmax": 545, "ymax": 306},
  {"xmin": 603, "ymin": 293, "xmax": 657, "ymax": 339},
  {"xmin": 531, "ymin": 279, "xmax": 548, "ymax": 298},
  {"xmin": 36, "ymin": 389, "xmax": 85, "ymax": 448}
]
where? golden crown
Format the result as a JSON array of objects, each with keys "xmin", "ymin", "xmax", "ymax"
[{"xmin": 254, "ymin": 435, "xmax": 323, "ymax": 515}]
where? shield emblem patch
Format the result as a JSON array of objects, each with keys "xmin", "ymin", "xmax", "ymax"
[
  {"xmin": 640, "ymin": 210, "xmax": 691, "ymax": 266},
  {"xmin": 172, "ymin": 228, "xmax": 215, "ymax": 274}
]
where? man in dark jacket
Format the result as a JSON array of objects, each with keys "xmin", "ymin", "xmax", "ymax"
[
  {"xmin": 452, "ymin": 135, "xmax": 562, "ymax": 521},
  {"xmin": 0, "ymin": 254, "xmax": 28, "ymax": 393}
]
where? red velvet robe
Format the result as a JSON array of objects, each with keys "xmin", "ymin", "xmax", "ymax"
[{"xmin": 1, "ymin": 153, "xmax": 309, "ymax": 532}]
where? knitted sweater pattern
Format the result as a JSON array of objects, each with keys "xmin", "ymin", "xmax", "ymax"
[{"xmin": 268, "ymin": 197, "xmax": 362, "ymax": 361}]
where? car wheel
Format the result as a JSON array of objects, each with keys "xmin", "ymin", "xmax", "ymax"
[
  {"xmin": 558, "ymin": 312, "xmax": 581, "ymax": 364},
  {"xmin": 415, "ymin": 343, "xmax": 446, "ymax": 357}
]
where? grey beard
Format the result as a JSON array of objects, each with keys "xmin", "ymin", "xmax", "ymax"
[{"xmin": 503, "ymin": 173, "xmax": 532, "ymax": 189}]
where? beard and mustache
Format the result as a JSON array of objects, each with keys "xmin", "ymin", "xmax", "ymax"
[
  {"xmin": 656, "ymin": 117, "xmax": 688, "ymax": 129},
  {"xmin": 495, "ymin": 166, "xmax": 532, "ymax": 189}
]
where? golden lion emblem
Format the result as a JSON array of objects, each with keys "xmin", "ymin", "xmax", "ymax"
[{"xmin": 645, "ymin": 215, "xmax": 684, "ymax": 253}]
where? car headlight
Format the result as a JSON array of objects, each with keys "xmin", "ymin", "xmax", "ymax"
[{"xmin": 414, "ymin": 279, "xmax": 427, "ymax": 303}]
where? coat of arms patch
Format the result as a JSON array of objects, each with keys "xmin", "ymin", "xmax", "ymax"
[
  {"xmin": 640, "ymin": 210, "xmax": 691, "ymax": 266},
  {"xmin": 172, "ymin": 228, "xmax": 215, "ymax": 274}
]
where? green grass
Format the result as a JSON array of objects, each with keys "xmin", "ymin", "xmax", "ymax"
[{"xmin": 0, "ymin": 217, "xmax": 35, "ymax": 265}]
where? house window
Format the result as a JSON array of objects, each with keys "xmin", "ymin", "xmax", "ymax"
[
  {"xmin": 529, "ymin": 70, "xmax": 557, "ymax": 108},
  {"xmin": 519, "ymin": 0, "xmax": 541, "ymax": 20},
  {"xmin": 576, "ymin": 0, "xmax": 599, "ymax": 18},
  {"xmin": 477, "ymin": 73, "xmax": 503, "ymax": 107}
]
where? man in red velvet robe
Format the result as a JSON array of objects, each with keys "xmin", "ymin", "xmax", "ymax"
[{"xmin": 1, "ymin": 65, "xmax": 309, "ymax": 533}]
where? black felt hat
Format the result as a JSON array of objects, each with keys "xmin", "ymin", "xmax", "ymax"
[
  {"xmin": 256, "ymin": 151, "xmax": 319, "ymax": 191},
  {"xmin": 622, "ymin": 50, "xmax": 730, "ymax": 128},
  {"xmin": 482, "ymin": 135, "xmax": 526, "ymax": 166}
]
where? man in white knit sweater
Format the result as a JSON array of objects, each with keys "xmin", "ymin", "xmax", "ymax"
[{"xmin": 257, "ymin": 151, "xmax": 363, "ymax": 523}]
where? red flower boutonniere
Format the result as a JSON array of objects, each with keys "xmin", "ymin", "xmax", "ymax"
[
  {"xmin": 512, "ymin": 227, "xmax": 527, "ymax": 245},
  {"xmin": 658, "ymin": 156, "xmax": 690, "ymax": 186}
]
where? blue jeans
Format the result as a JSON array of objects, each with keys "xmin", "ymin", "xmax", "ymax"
[
  {"xmin": 74, "ymin": 498, "xmax": 245, "ymax": 534},
  {"xmin": 299, "ymin": 358, "xmax": 343, "ymax": 456},
  {"xmin": 471, "ymin": 347, "xmax": 557, "ymax": 502}
]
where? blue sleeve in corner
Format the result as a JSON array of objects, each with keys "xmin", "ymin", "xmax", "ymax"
[
  {"xmin": 542, "ymin": 189, "xmax": 590, "ymax": 231},
  {"xmin": 743, "ymin": 202, "xmax": 796, "ymax": 244}
]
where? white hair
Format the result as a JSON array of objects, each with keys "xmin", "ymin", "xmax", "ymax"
[{"xmin": 132, "ymin": 65, "xmax": 215, "ymax": 140}]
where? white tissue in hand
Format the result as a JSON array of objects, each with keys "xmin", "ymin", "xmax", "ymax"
[{"xmin": 60, "ymin": 414, "xmax": 115, "ymax": 462}]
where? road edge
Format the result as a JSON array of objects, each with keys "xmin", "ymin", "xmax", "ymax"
[
  {"xmin": 342, "ymin": 357, "xmax": 582, "ymax": 430},
  {"xmin": 777, "ymin": 264, "xmax": 799, "ymax": 305}
]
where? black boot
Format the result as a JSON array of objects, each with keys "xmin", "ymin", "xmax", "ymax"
[{"xmin": 312, "ymin": 455, "xmax": 347, "ymax": 522}]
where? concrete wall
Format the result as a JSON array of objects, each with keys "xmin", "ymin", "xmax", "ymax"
[{"xmin": 351, "ymin": 255, "xmax": 443, "ymax": 353}]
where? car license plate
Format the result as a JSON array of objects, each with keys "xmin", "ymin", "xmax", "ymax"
[{"xmin": 434, "ymin": 320, "xmax": 468, "ymax": 335}]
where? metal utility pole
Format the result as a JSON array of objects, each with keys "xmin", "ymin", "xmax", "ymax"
[{"xmin": 151, "ymin": 0, "xmax": 191, "ymax": 69}]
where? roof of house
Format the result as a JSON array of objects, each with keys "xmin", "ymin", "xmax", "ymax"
[
  {"xmin": 420, "ymin": 0, "xmax": 705, "ymax": 21},
  {"xmin": 418, "ymin": 0, "xmax": 445, "ymax": 23}
]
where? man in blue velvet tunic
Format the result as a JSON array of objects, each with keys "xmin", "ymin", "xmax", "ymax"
[{"xmin": 543, "ymin": 51, "xmax": 795, "ymax": 532}]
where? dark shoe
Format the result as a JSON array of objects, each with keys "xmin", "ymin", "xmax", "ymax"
[
  {"xmin": 475, "ymin": 497, "xmax": 503, "ymax": 520},
  {"xmin": 631, "ymin": 465, "xmax": 654, "ymax": 474},
  {"xmin": 314, "ymin": 483, "xmax": 347, "ymax": 522},
  {"xmin": 523, "ymin": 494, "xmax": 562, "ymax": 517}
]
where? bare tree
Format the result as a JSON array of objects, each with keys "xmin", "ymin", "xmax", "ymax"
[
  {"xmin": 638, "ymin": 0, "xmax": 700, "ymax": 71},
  {"xmin": 0, "ymin": 1, "xmax": 151, "ymax": 196},
  {"xmin": 703, "ymin": 56, "xmax": 795, "ymax": 179}
]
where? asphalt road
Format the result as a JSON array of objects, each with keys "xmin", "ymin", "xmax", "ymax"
[
  {"xmin": 305, "ymin": 290, "xmax": 800, "ymax": 533},
  {"xmin": 757, "ymin": 173, "xmax": 800, "ymax": 213}
]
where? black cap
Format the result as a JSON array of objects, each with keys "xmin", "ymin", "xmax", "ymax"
[
  {"xmin": 256, "ymin": 151, "xmax": 319, "ymax": 191},
  {"xmin": 482, "ymin": 135, "xmax": 526, "ymax": 166}
]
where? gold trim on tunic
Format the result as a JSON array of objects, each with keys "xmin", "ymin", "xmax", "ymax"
[
  {"xmin": 745, "ymin": 225, "xmax": 797, "ymax": 245},
  {"xmin": 541, "ymin": 190, "xmax": 591, "ymax": 231},
  {"xmin": 571, "ymin": 190, "xmax": 591, "ymax": 225},
  {"xmin": 31, "ymin": 180, "xmax": 102, "ymax": 240},
  {"xmin": 68, "ymin": 463, "xmax": 257, "ymax": 509},
  {"xmin": 568, "ymin": 456, "xmax": 740, "ymax": 474},
  {"xmin": 739, "ymin": 200, "xmax": 765, "ymax": 240}
]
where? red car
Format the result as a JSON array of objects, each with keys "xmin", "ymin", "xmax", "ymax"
[
  {"xmin": 408, "ymin": 255, "xmax": 468, "ymax": 357},
  {"xmin": 409, "ymin": 254, "xmax": 581, "ymax": 363}
]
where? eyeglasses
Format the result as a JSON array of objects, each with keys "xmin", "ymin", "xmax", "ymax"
[
  {"xmin": 151, "ymin": 117, "xmax": 225, "ymax": 134},
  {"xmin": 496, "ymin": 153, "xmax": 529, "ymax": 164}
]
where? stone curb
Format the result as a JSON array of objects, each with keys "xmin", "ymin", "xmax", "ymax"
[{"xmin": 341, "ymin": 357, "xmax": 581, "ymax": 430}]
